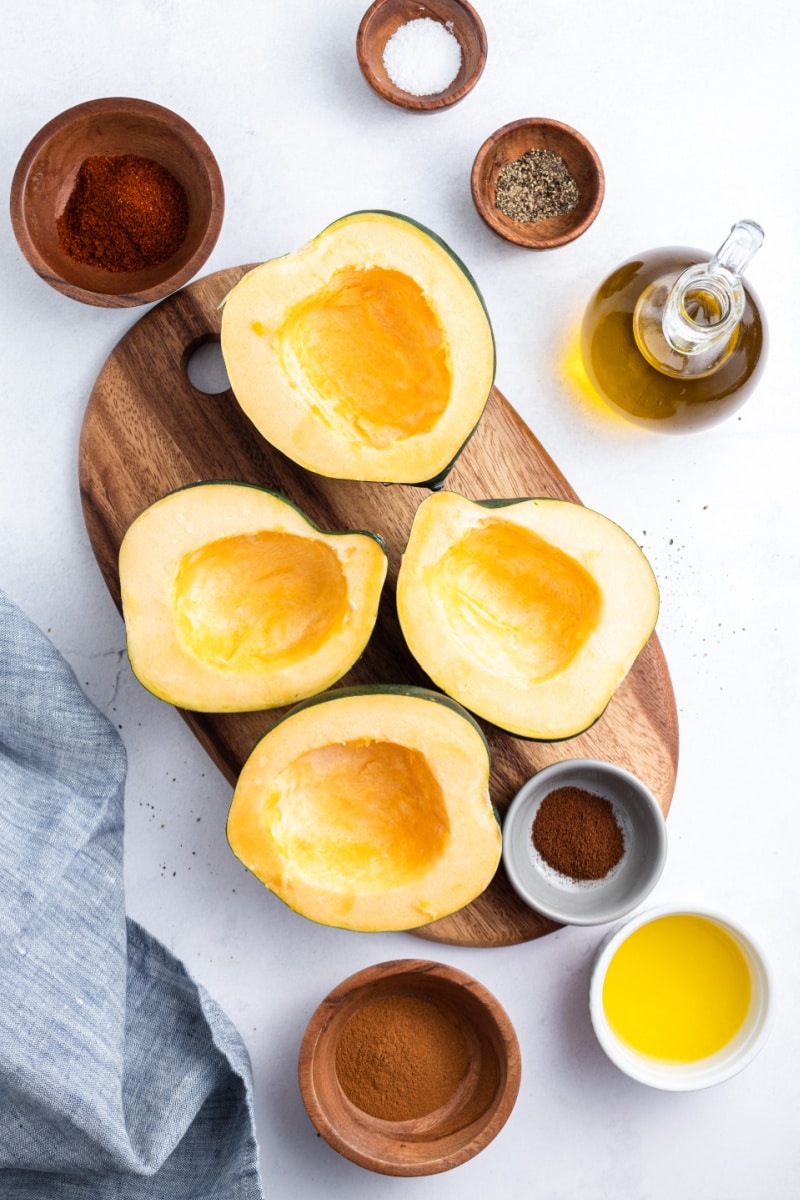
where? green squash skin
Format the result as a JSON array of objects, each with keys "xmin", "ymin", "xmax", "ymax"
[
  {"xmin": 322, "ymin": 210, "xmax": 495, "ymax": 341},
  {"xmin": 326, "ymin": 212, "xmax": 497, "ymax": 490},
  {"xmin": 230, "ymin": 211, "xmax": 497, "ymax": 490},
  {"xmin": 402, "ymin": 495, "xmax": 661, "ymax": 742},
  {"xmin": 257, "ymin": 682, "xmax": 492, "ymax": 762},
  {"xmin": 488, "ymin": 704, "xmax": 605, "ymax": 744},
  {"xmin": 422, "ymin": 430, "xmax": 479, "ymax": 492},
  {"xmin": 227, "ymin": 683, "xmax": 500, "ymax": 931},
  {"xmin": 138, "ymin": 479, "xmax": 388, "ymax": 553},
  {"xmin": 121, "ymin": 481, "xmax": 389, "ymax": 713}
]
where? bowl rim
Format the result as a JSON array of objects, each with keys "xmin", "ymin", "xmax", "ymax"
[
  {"xmin": 501, "ymin": 758, "xmax": 668, "ymax": 926},
  {"xmin": 588, "ymin": 903, "xmax": 774, "ymax": 1090},
  {"xmin": 9, "ymin": 95, "xmax": 225, "ymax": 307},
  {"xmin": 298, "ymin": 957, "xmax": 521, "ymax": 1175},
  {"xmin": 470, "ymin": 116, "xmax": 605, "ymax": 248},
  {"xmin": 356, "ymin": 0, "xmax": 488, "ymax": 112}
]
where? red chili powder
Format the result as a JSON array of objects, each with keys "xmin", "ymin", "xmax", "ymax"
[{"xmin": 56, "ymin": 153, "xmax": 189, "ymax": 272}]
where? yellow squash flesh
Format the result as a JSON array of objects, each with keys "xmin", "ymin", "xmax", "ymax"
[
  {"xmin": 220, "ymin": 212, "xmax": 495, "ymax": 485},
  {"xmin": 227, "ymin": 687, "xmax": 500, "ymax": 931},
  {"xmin": 396, "ymin": 492, "xmax": 660, "ymax": 740},
  {"xmin": 119, "ymin": 482, "xmax": 387, "ymax": 712}
]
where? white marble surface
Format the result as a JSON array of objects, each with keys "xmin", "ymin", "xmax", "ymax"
[{"xmin": 2, "ymin": 2, "xmax": 799, "ymax": 1195}]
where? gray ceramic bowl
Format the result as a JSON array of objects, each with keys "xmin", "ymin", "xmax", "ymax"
[{"xmin": 502, "ymin": 759, "xmax": 667, "ymax": 926}]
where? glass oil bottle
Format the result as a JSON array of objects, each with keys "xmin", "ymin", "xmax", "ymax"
[{"xmin": 580, "ymin": 221, "xmax": 766, "ymax": 431}]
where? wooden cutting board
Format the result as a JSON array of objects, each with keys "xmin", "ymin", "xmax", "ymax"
[{"xmin": 79, "ymin": 265, "xmax": 679, "ymax": 948}]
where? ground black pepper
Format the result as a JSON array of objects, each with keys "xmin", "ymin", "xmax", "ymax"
[
  {"xmin": 495, "ymin": 149, "xmax": 580, "ymax": 224},
  {"xmin": 531, "ymin": 785, "xmax": 625, "ymax": 880}
]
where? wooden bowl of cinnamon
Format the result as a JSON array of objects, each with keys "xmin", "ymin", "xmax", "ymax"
[
  {"xmin": 298, "ymin": 958, "xmax": 521, "ymax": 1176},
  {"xmin": 10, "ymin": 97, "xmax": 224, "ymax": 307}
]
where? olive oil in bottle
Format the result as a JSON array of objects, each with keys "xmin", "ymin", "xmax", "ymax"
[{"xmin": 581, "ymin": 221, "xmax": 766, "ymax": 431}]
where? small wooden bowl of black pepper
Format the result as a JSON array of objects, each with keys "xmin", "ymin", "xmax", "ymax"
[
  {"xmin": 502, "ymin": 759, "xmax": 667, "ymax": 926},
  {"xmin": 298, "ymin": 958, "xmax": 521, "ymax": 1176},
  {"xmin": 10, "ymin": 97, "xmax": 224, "ymax": 307},
  {"xmin": 471, "ymin": 117, "xmax": 604, "ymax": 249}
]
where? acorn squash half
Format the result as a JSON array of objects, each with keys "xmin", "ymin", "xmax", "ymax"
[
  {"xmin": 396, "ymin": 492, "xmax": 660, "ymax": 741},
  {"xmin": 220, "ymin": 211, "xmax": 495, "ymax": 485},
  {"xmin": 226, "ymin": 686, "xmax": 500, "ymax": 931},
  {"xmin": 119, "ymin": 482, "xmax": 387, "ymax": 712}
]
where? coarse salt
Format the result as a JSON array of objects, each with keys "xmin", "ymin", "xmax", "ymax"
[{"xmin": 382, "ymin": 17, "xmax": 462, "ymax": 97}]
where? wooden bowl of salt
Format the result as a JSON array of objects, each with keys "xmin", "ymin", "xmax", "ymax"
[
  {"xmin": 356, "ymin": 0, "xmax": 487, "ymax": 111},
  {"xmin": 298, "ymin": 958, "xmax": 520, "ymax": 1175}
]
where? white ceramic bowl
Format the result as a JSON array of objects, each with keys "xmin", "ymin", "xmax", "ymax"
[
  {"xmin": 589, "ymin": 904, "xmax": 773, "ymax": 1090},
  {"xmin": 502, "ymin": 759, "xmax": 667, "ymax": 926}
]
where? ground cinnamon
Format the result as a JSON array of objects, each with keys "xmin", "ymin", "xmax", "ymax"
[
  {"xmin": 531, "ymin": 785, "xmax": 625, "ymax": 880},
  {"xmin": 335, "ymin": 993, "xmax": 469, "ymax": 1120},
  {"xmin": 56, "ymin": 153, "xmax": 189, "ymax": 272}
]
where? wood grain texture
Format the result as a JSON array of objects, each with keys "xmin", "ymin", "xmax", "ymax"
[
  {"xmin": 471, "ymin": 118, "xmax": 605, "ymax": 250},
  {"xmin": 10, "ymin": 96, "xmax": 224, "ymax": 307},
  {"xmin": 297, "ymin": 958, "xmax": 521, "ymax": 1176},
  {"xmin": 78, "ymin": 264, "xmax": 679, "ymax": 948}
]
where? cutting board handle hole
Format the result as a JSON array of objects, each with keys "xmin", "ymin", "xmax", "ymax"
[{"xmin": 184, "ymin": 337, "xmax": 231, "ymax": 396}]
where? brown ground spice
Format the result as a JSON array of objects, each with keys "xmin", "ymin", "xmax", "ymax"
[
  {"xmin": 56, "ymin": 153, "xmax": 189, "ymax": 272},
  {"xmin": 335, "ymin": 993, "xmax": 469, "ymax": 1120},
  {"xmin": 531, "ymin": 785, "xmax": 625, "ymax": 880}
]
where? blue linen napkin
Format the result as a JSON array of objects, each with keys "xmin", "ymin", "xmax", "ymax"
[{"xmin": 0, "ymin": 588, "xmax": 263, "ymax": 1198}]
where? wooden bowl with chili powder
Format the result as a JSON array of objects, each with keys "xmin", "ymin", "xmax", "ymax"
[
  {"xmin": 471, "ymin": 117, "xmax": 604, "ymax": 249},
  {"xmin": 298, "ymin": 958, "xmax": 521, "ymax": 1176},
  {"xmin": 10, "ymin": 97, "xmax": 224, "ymax": 307}
]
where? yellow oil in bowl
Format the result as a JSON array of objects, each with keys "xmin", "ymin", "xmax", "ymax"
[{"xmin": 602, "ymin": 913, "xmax": 752, "ymax": 1063}]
